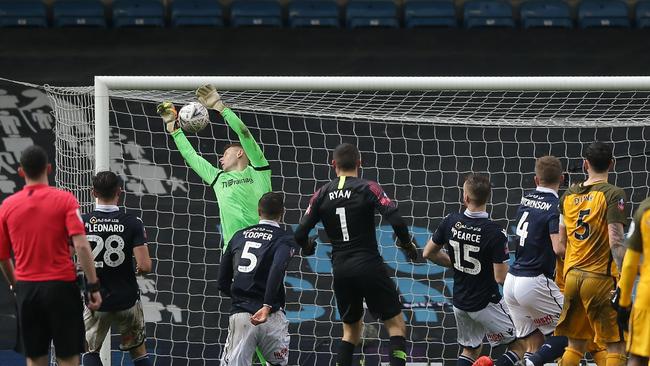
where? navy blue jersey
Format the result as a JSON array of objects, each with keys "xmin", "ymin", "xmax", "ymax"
[
  {"xmin": 83, "ymin": 207, "xmax": 147, "ymax": 312},
  {"xmin": 431, "ymin": 210, "xmax": 509, "ymax": 312},
  {"xmin": 294, "ymin": 176, "xmax": 411, "ymax": 277},
  {"xmin": 217, "ymin": 222, "xmax": 299, "ymax": 315},
  {"xmin": 509, "ymin": 188, "xmax": 560, "ymax": 278}
]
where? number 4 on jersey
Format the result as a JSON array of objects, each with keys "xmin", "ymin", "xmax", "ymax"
[{"xmin": 516, "ymin": 211, "xmax": 529, "ymax": 247}]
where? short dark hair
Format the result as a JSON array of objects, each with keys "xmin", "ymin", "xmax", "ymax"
[
  {"xmin": 92, "ymin": 171, "xmax": 122, "ymax": 200},
  {"xmin": 223, "ymin": 143, "xmax": 243, "ymax": 154},
  {"xmin": 464, "ymin": 174, "xmax": 491, "ymax": 205},
  {"xmin": 536, "ymin": 156, "xmax": 563, "ymax": 185},
  {"xmin": 584, "ymin": 142, "xmax": 613, "ymax": 173},
  {"xmin": 258, "ymin": 192, "xmax": 284, "ymax": 219},
  {"xmin": 333, "ymin": 143, "xmax": 360, "ymax": 171},
  {"xmin": 20, "ymin": 145, "xmax": 48, "ymax": 179}
]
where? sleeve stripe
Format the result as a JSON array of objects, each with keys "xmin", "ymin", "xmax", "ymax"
[
  {"xmin": 210, "ymin": 171, "xmax": 223, "ymax": 188},
  {"xmin": 252, "ymin": 165, "xmax": 271, "ymax": 171}
]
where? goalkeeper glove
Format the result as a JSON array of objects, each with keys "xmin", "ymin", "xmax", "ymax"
[
  {"xmin": 196, "ymin": 84, "xmax": 226, "ymax": 112},
  {"xmin": 397, "ymin": 238, "xmax": 419, "ymax": 262},
  {"xmin": 302, "ymin": 236, "xmax": 317, "ymax": 256},
  {"xmin": 156, "ymin": 101, "xmax": 179, "ymax": 133},
  {"xmin": 611, "ymin": 287, "xmax": 631, "ymax": 332}
]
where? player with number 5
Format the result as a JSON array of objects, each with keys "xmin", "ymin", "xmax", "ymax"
[
  {"xmin": 294, "ymin": 143, "xmax": 418, "ymax": 366},
  {"xmin": 81, "ymin": 171, "xmax": 154, "ymax": 366}
]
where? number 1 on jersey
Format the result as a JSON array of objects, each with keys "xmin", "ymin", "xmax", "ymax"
[{"xmin": 336, "ymin": 207, "xmax": 350, "ymax": 241}]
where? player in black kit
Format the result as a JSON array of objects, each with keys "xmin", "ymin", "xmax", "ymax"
[
  {"xmin": 217, "ymin": 192, "xmax": 299, "ymax": 366},
  {"xmin": 423, "ymin": 174, "xmax": 524, "ymax": 366},
  {"xmin": 81, "ymin": 171, "xmax": 153, "ymax": 366},
  {"xmin": 294, "ymin": 143, "xmax": 419, "ymax": 366}
]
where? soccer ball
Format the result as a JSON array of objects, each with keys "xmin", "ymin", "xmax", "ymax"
[{"xmin": 178, "ymin": 102, "xmax": 209, "ymax": 133}]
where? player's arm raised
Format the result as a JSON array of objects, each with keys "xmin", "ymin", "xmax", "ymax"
[
  {"xmin": 367, "ymin": 182, "xmax": 418, "ymax": 261},
  {"xmin": 196, "ymin": 85, "xmax": 268, "ymax": 169},
  {"xmin": 251, "ymin": 239, "xmax": 296, "ymax": 325},
  {"xmin": 157, "ymin": 101, "xmax": 220, "ymax": 185},
  {"xmin": 294, "ymin": 188, "xmax": 323, "ymax": 256}
]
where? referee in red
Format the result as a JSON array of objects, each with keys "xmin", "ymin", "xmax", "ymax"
[{"xmin": 0, "ymin": 145, "xmax": 102, "ymax": 366}]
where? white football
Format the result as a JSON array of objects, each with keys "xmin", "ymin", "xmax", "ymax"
[{"xmin": 178, "ymin": 102, "xmax": 209, "ymax": 133}]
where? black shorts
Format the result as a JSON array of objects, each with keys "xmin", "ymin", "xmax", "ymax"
[
  {"xmin": 14, "ymin": 280, "xmax": 85, "ymax": 358},
  {"xmin": 333, "ymin": 266, "xmax": 402, "ymax": 324}
]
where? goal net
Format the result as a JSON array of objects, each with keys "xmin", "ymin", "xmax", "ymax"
[{"xmin": 45, "ymin": 77, "xmax": 650, "ymax": 366}]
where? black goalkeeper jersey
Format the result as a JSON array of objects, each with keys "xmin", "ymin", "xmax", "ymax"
[
  {"xmin": 295, "ymin": 176, "xmax": 411, "ymax": 276},
  {"xmin": 83, "ymin": 206, "xmax": 147, "ymax": 312}
]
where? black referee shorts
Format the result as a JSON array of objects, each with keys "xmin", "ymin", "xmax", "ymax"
[
  {"xmin": 14, "ymin": 280, "xmax": 85, "ymax": 358},
  {"xmin": 333, "ymin": 266, "xmax": 403, "ymax": 324}
]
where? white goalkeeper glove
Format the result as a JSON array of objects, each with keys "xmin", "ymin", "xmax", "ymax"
[
  {"xmin": 156, "ymin": 101, "xmax": 180, "ymax": 133},
  {"xmin": 196, "ymin": 84, "xmax": 226, "ymax": 112}
]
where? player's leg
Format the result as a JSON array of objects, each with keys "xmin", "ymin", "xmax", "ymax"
[
  {"xmin": 578, "ymin": 273, "xmax": 626, "ymax": 366},
  {"xmin": 14, "ymin": 282, "xmax": 52, "ymax": 365},
  {"xmin": 363, "ymin": 268, "xmax": 408, "ymax": 366},
  {"xmin": 475, "ymin": 300, "xmax": 522, "ymax": 366},
  {"xmin": 626, "ymin": 306, "xmax": 650, "ymax": 366},
  {"xmin": 453, "ymin": 306, "xmax": 485, "ymax": 366},
  {"xmin": 333, "ymin": 275, "xmax": 364, "ymax": 366},
  {"xmin": 114, "ymin": 300, "xmax": 151, "ymax": 366},
  {"xmin": 556, "ymin": 269, "xmax": 591, "ymax": 366},
  {"xmin": 502, "ymin": 274, "xmax": 546, "ymax": 356},
  {"xmin": 221, "ymin": 312, "xmax": 259, "ymax": 366},
  {"xmin": 257, "ymin": 310, "xmax": 290, "ymax": 366},
  {"xmin": 48, "ymin": 282, "xmax": 85, "ymax": 366},
  {"xmin": 81, "ymin": 307, "xmax": 111, "ymax": 366}
]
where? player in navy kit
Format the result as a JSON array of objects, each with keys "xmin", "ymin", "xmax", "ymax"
[
  {"xmin": 424, "ymin": 174, "xmax": 525, "ymax": 366},
  {"xmin": 294, "ymin": 143, "xmax": 418, "ymax": 366},
  {"xmin": 502, "ymin": 156, "xmax": 567, "ymax": 366},
  {"xmin": 81, "ymin": 171, "xmax": 153, "ymax": 366},
  {"xmin": 217, "ymin": 192, "xmax": 299, "ymax": 366}
]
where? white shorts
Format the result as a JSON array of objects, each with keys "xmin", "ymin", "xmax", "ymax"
[
  {"xmin": 84, "ymin": 300, "xmax": 146, "ymax": 352},
  {"xmin": 454, "ymin": 299, "xmax": 517, "ymax": 349},
  {"xmin": 221, "ymin": 311, "xmax": 290, "ymax": 366},
  {"xmin": 503, "ymin": 273, "xmax": 564, "ymax": 338}
]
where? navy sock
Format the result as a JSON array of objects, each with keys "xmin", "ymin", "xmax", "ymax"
[
  {"xmin": 389, "ymin": 336, "xmax": 407, "ymax": 366},
  {"xmin": 132, "ymin": 354, "xmax": 153, "ymax": 366},
  {"xmin": 336, "ymin": 341, "xmax": 355, "ymax": 366},
  {"xmin": 527, "ymin": 335, "xmax": 567, "ymax": 366},
  {"xmin": 495, "ymin": 350, "xmax": 519, "ymax": 366},
  {"xmin": 458, "ymin": 354, "xmax": 475, "ymax": 366},
  {"xmin": 82, "ymin": 352, "xmax": 103, "ymax": 366}
]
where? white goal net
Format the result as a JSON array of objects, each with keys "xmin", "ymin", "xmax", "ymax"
[{"xmin": 45, "ymin": 78, "xmax": 650, "ymax": 366}]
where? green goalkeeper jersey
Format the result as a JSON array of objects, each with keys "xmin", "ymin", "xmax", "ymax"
[{"xmin": 171, "ymin": 108, "xmax": 272, "ymax": 248}]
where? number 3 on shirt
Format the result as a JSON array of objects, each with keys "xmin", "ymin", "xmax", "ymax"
[
  {"xmin": 238, "ymin": 241, "xmax": 262, "ymax": 273},
  {"xmin": 336, "ymin": 207, "xmax": 350, "ymax": 241}
]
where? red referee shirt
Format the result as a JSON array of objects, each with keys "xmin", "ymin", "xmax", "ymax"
[{"xmin": 0, "ymin": 184, "xmax": 86, "ymax": 282}]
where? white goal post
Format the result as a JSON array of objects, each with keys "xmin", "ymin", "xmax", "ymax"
[{"xmin": 47, "ymin": 75, "xmax": 650, "ymax": 366}]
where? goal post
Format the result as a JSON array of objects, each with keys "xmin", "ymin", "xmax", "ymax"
[{"xmin": 45, "ymin": 76, "xmax": 650, "ymax": 365}]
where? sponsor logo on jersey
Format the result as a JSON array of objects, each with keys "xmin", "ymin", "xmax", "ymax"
[
  {"xmin": 453, "ymin": 221, "xmax": 482, "ymax": 232},
  {"xmin": 221, "ymin": 177, "xmax": 254, "ymax": 188}
]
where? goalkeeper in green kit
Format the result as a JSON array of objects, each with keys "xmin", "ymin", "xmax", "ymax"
[{"xmin": 156, "ymin": 85, "xmax": 272, "ymax": 249}]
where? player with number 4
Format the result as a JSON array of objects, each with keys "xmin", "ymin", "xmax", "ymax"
[
  {"xmin": 81, "ymin": 171, "xmax": 153, "ymax": 366},
  {"xmin": 294, "ymin": 143, "xmax": 419, "ymax": 366}
]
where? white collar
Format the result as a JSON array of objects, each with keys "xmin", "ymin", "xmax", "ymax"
[
  {"xmin": 259, "ymin": 219, "xmax": 280, "ymax": 228},
  {"xmin": 536, "ymin": 186, "xmax": 559, "ymax": 198},
  {"xmin": 464, "ymin": 209, "xmax": 489, "ymax": 219},
  {"xmin": 95, "ymin": 204, "xmax": 119, "ymax": 212}
]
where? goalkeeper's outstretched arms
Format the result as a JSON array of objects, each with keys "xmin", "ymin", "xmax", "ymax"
[
  {"xmin": 156, "ymin": 102, "xmax": 220, "ymax": 185},
  {"xmin": 196, "ymin": 85, "xmax": 269, "ymax": 169}
]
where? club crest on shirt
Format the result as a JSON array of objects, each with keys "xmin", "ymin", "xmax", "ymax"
[{"xmin": 618, "ymin": 198, "xmax": 625, "ymax": 212}]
